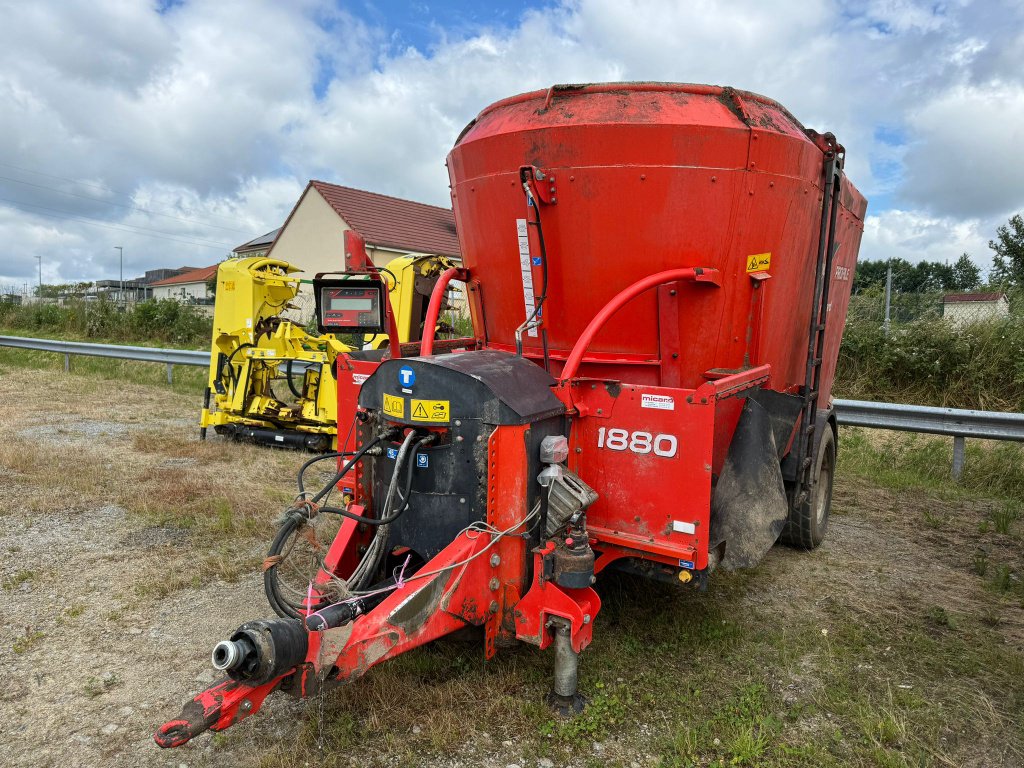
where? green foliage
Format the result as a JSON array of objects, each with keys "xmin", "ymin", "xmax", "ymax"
[
  {"xmin": 989, "ymin": 213, "xmax": 1024, "ymax": 286},
  {"xmin": 853, "ymin": 254, "xmax": 982, "ymax": 295},
  {"xmin": 837, "ymin": 312, "xmax": 1024, "ymax": 411},
  {"xmin": 0, "ymin": 297, "xmax": 210, "ymax": 346},
  {"xmin": 33, "ymin": 281, "xmax": 94, "ymax": 298}
]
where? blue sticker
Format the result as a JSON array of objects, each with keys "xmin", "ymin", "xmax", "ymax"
[
  {"xmin": 531, "ymin": 256, "xmax": 542, "ymax": 266},
  {"xmin": 386, "ymin": 447, "xmax": 398, "ymax": 460},
  {"xmin": 398, "ymin": 366, "xmax": 415, "ymax": 388},
  {"xmin": 416, "ymin": 453, "xmax": 429, "ymax": 468},
  {"xmin": 678, "ymin": 559, "xmax": 695, "ymax": 569}
]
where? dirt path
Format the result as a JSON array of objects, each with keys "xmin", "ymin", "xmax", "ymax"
[{"xmin": 1, "ymin": 366, "xmax": 1021, "ymax": 768}]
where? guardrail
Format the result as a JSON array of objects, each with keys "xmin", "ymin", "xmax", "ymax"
[
  {"xmin": 832, "ymin": 399, "xmax": 1024, "ymax": 480},
  {"xmin": 0, "ymin": 335, "xmax": 206, "ymax": 383},
  {"xmin": 2, "ymin": 335, "xmax": 1020, "ymax": 479}
]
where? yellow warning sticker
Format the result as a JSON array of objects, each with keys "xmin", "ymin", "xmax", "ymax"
[
  {"xmin": 383, "ymin": 393, "xmax": 404, "ymax": 419},
  {"xmin": 223, "ymin": 280, "xmax": 235, "ymax": 291},
  {"xmin": 746, "ymin": 252, "xmax": 772, "ymax": 273},
  {"xmin": 411, "ymin": 398, "xmax": 450, "ymax": 422}
]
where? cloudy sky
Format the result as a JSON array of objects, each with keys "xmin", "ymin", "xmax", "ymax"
[{"xmin": 0, "ymin": 0, "xmax": 1021, "ymax": 290}]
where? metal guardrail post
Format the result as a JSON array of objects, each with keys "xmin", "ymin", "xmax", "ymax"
[{"xmin": 952, "ymin": 435, "xmax": 966, "ymax": 482}]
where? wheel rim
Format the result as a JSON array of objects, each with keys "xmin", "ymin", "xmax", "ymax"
[{"xmin": 814, "ymin": 449, "xmax": 834, "ymax": 526}]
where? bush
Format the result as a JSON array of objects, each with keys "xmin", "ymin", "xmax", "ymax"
[
  {"xmin": 0, "ymin": 298, "xmax": 211, "ymax": 348},
  {"xmin": 836, "ymin": 313, "xmax": 1024, "ymax": 411}
]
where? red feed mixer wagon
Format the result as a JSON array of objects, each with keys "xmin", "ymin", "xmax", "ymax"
[{"xmin": 156, "ymin": 82, "xmax": 866, "ymax": 746}]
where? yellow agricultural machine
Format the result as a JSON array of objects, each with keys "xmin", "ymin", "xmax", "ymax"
[{"xmin": 200, "ymin": 253, "xmax": 458, "ymax": 450}]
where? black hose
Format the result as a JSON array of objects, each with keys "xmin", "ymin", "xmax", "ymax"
[
  {"xmin": 285, "ymin": 359, "xmax": 304, "ymax": 400},
  {"xmin": 264, "ymin": 433, "xmax": 421, "ymax": 619},
  {"xmin": 318, "ymin": 434, "xmax": 429, "ymax": 526},
  {"xmin": 223, "ymin": 342, "xmax": 255, "ymax": 387},
  {"xmin": 297, "ymin": 434, "xmax": 388, "ymax": 499}
]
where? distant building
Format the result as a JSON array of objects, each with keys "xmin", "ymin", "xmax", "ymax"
[
  {"xmin": 261, "ymin": 181, "xmax": 461, "ymax": 321},
  {"xmin": 233, "ymin": 228, "xmax": 280, "ymax": 258},
  {"xmin": 942, "ymin": 291, "xmax": 1010, "ymax": 326},
  {"xmin": 93, "ymin": 279, "xmax": 152, "ymax": 303},
  {"xmin": 149, "ymin": 265, "xmax": 219, "ymax": 306}
]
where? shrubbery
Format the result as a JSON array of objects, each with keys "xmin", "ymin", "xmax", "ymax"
[
  {"xmin": 836, "ymin": 303, "xmax": 1024, "ymax": 411},
  {"xmin": 0, "ymin": 298, "xmax": 211, "ymax": 347}
]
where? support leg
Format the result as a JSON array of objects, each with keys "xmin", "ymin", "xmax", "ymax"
[{"xmin": 547, "ymin": 618, "xmax": 585, "ymax": 715}]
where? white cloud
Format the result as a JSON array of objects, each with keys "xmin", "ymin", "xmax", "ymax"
[
  {"xmin": 901, "ymin": 82, "xmax": 1024, "ymax": 217},
  {"xmin": 0, "ymin": 0, "xmax": 1021, "ymax": 288},
  {"xmin": 862, "ymin": 209, "xmax": 995, "ymax": 271}
]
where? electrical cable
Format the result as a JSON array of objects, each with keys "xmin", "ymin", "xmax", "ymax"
[
  {"xmin": 0, "ymin": 195, "xmax": 234, "ymax": 249},
  {"xmin": 0, "ymin": 174, "xmax": 249, "ymax": 234},
  {"xmin": 515, "ymin": 169, "xmax": 551, "ymax": 369},
  {"xmin": 0, "ymin": 160, "xmax": 248, "ymax": 228}
]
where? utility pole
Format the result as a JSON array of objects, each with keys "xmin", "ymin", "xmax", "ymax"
[
  {"xmin": 114, "ymin": 246, "xmax": 123, "ymax": 305},
  {"xmin": 883, "ymin": 262, "xmax": 892, "ymax": 337},
  {"xmin": 34, "ymin": 254, "xmax": 42, "ymax": 300}
]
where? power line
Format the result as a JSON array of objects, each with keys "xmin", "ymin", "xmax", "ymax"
[
  {"xmin": 0, "ymin": 174, "xmax": 250, "ymax": 235},
  {"xmin": 0, "ymin": 159, "xmax": 255, "ymax": 231},
  {"xmin": 0, "ymin": 197, "xmax": 234, "ymax": 251}
]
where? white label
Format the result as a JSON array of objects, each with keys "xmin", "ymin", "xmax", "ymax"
[
  {"xmin": 245, "ymin": 318, "xmax": 253, "ymax": 328},
  {"xmin": 352, "ymin": 373, "xmax": 369, "ymax": 385},
  {"xmin": 672, "ymin": 520, "xmax": 696, "ymax": 534},
  {"xmin": 641, "ymin": 394, "xmax": 675, "ymax": 411},
  {"xmin": 516, "ymin": 218, "xmax": 538, "ymax": 337},
  {"xmin": 274, "ymin": 435, "xmax": 284, "ymax": 442}
]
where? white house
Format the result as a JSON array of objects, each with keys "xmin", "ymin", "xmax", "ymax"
[
  {"xmin": 942, "ymin": 292, "xmax": 1010, "ymax": 326},
  {"xmin": 149, "ymin": 264, "xmax": 219, "ymax": 305},
  {"xmin": 236, "ymin": 181, "xmax": 461, "ymax": 322}
]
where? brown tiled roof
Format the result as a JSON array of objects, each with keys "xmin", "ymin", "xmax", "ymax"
[
  {"xmin": 280, "ymin": 181, "xmax": 460, "ymax": 258},
  {"xmin": 149, "ymin": 264, "xmax": 219, "ymax": 287},
  {"xmin": 942, "ymin": 292, "xmax": 1005, "ymax": 303}
]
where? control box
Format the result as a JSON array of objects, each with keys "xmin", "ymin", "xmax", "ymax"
[{"xmin": 314, "ymin": 278, "xmax": 386, "ymax": 334}]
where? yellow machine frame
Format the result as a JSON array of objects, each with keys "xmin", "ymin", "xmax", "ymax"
[{"xmin": 199, "ymin": 253, "xmax": 457, "ymax": 450}]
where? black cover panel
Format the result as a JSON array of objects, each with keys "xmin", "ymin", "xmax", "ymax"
[
  {"xmin": 708, "ymin": 397, "xmax": 789, "ymax": 570},
  {"xmin": 359, "ymin": 350, "xmax": 564, "ymax": 426}
]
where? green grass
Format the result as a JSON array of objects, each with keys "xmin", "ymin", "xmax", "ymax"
[
  {"xmin": 838, "ymin": 427, "xmax": 1024, "ymax": 505},
  {"xmin": 237, "ymin": 568, "xmax": 1023, "ymax": 768},
  {"xmin": 12, "ymin": 630, "xmax": 45, "ymax": 654},
  {"xmin": 0, "ymin": 344, "xmax": 208, "ymax": 395}
]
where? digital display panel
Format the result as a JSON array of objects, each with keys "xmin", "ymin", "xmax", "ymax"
[{"xmin": 329, "ymin": 298, "xmax": 373, "ymax": 311}]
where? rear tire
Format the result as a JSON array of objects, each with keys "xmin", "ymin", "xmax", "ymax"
[{"xmin": 780, "ymin": 424, "xmax": 835, "ymax": 549}]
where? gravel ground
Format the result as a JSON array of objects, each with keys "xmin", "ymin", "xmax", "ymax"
[{"xmin": 1, "ymin": 365, "xmax": 1021, "ymax": 768}]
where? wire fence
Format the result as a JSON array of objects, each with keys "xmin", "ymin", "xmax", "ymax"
[{"xmin": 847, "ymin": 287, "xmax": 1017, "ymax": 329}]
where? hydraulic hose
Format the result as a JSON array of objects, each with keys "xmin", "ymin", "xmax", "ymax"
[
  {"xmin": 420, "ymin": 268, "xmax": 462, "ymax": 356},
  {"xmin": 264, "ymin": 430, "xmax": 430, "ymax": 617}
]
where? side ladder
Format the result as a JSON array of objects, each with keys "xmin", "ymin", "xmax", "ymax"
[{"xmin": 793, "ymin": 140, "xmax": 843, "ymax": 513}]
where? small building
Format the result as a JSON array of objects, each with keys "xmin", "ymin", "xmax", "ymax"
[
  {"xmin": 93, "ymin": 279, "xmax": 152, "ymax": 303},
  {"xmin": 941, "ymin": 291, "xmax": 1010, "ymax": 326},
  {"xmin": 149, "ymin": 265, "xmax": 219, "ymax": 306},
  {"xmin": 264, "ymin": 181, "xmax": 461, "ymax": 321},
  {"xmin": 233, "ymin": 228, "xmax": 281, "ymax": 258}
]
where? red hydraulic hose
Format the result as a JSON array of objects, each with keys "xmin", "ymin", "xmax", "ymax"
[
  {"xmin": 420, "ymin": 267, "xmax": 462, "ymax": 357},
  {"xmin": 560, "ymin": 268, "xmax": 718, "ymax": 382}
]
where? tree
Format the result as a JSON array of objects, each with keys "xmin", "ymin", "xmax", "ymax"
[
  {"xmin": 950, "ymin": 253, "xmax": 981, "ymax": 291},
  {"xmin": 989, "ymin": 213, "xmax": 1024, "ymax": 286}
]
